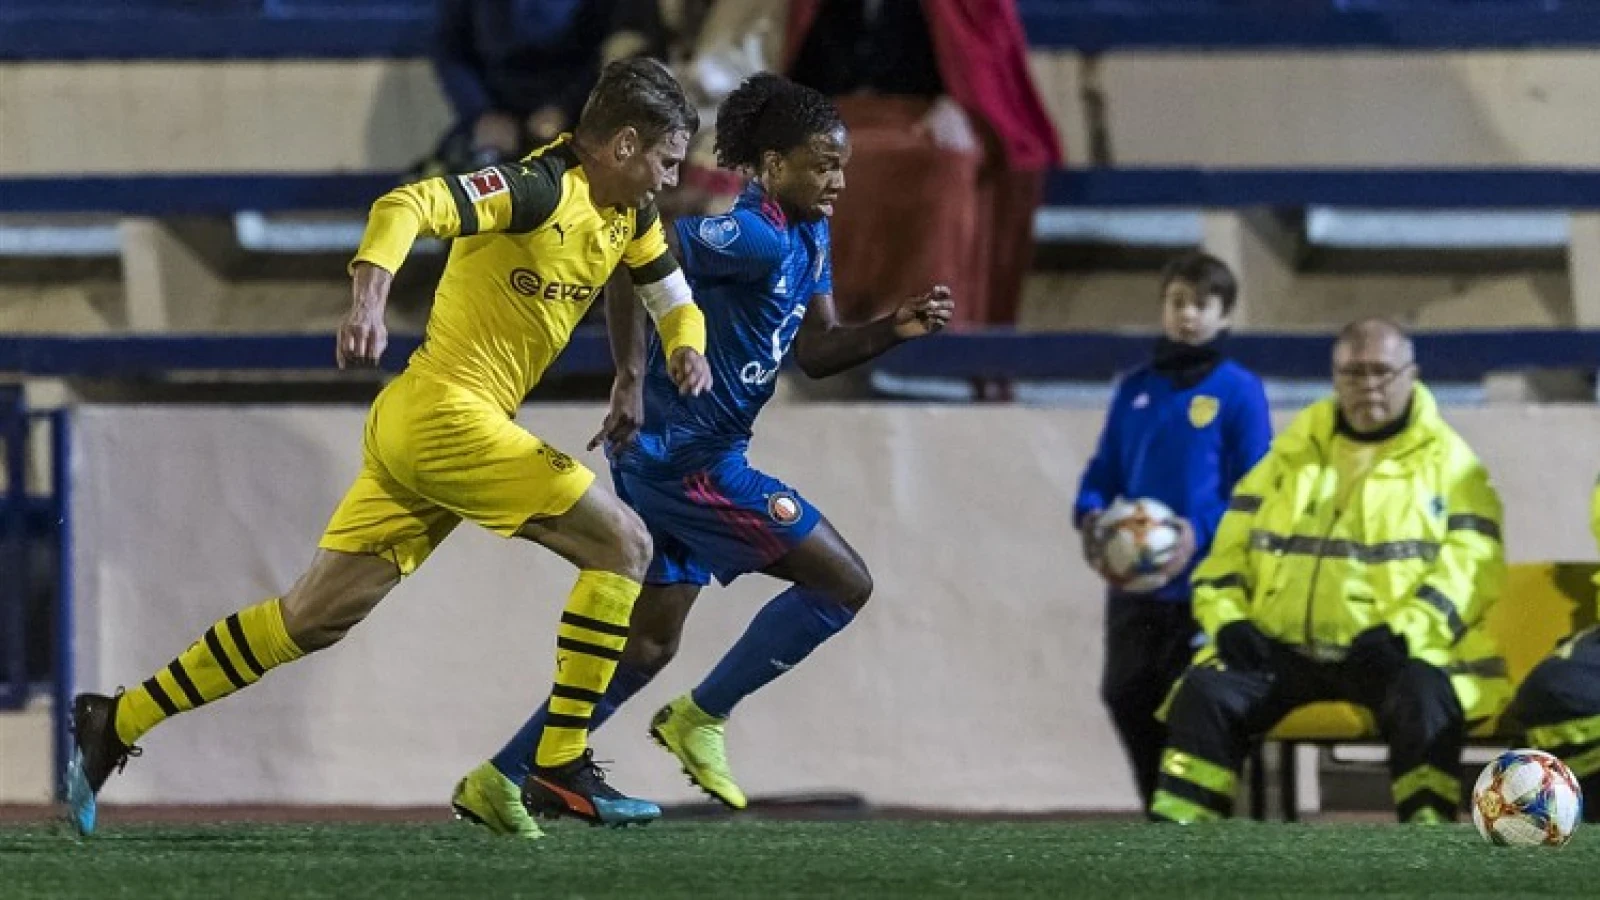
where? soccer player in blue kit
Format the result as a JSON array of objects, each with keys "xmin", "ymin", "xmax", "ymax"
[{"xmin": 449, "ymin": 72, "xmax": 954, "ymax": 837}]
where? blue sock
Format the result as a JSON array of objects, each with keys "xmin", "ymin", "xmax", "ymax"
[
  {"xmin": 490, "ymin": 663, "xmax": 654, "ymax": 781},
  {"xmin": 691, "ymin": 586, "xmax": 856, "ymax": 719}
]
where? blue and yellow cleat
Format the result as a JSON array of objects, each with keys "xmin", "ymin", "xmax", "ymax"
[
  {"xmin": 451, "ymin": 761, "xmax": 545, "ymax": 839},
  {"xmin": 522, "ymin": 750, "xmax": 660, "ymax": 828},
  {"xmin": 64, "ymin": 693, "xmax": 140, "ymax": 837},
  {"xmin": 649, "ymin": 694, "xmax": 748, "ymax": 810}
]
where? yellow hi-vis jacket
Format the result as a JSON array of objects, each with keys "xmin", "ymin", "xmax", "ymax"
[
  {"xmin": 1190, "ymin": 383, "xmax": 1511, "ymax": 722},
  {"xmin": 1590, "ymin": 480, "xmax": 1600, "ymax": 610}
]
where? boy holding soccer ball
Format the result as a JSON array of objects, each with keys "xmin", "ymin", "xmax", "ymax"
[{"xmin": 1074, "ymin": 252, "xmax": 1272, "ymax": 807}]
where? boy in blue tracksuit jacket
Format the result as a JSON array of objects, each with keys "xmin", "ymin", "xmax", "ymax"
[{"xmin": 1073, "ymin": 252, "xmax": 1273, "ymax": 806}]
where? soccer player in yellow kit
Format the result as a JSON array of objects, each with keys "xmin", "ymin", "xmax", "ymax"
[{"xmin": 64, "ymin": 58, "xmax": 712, "ymax": 836}]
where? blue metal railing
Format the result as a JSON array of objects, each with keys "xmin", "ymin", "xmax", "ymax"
[
  {"xmin": 0, "ymin": 396, "xmax": 73, "ymax": 796},
  {"xmin": 49, "ymin": 409, "xmax": 73, "ymax": 798},
  {"xmin": 2, "ymin": 330, "xmax": 1599, "ymax": 383},
  {"xmin": 0, "ymin": 386, "xmax": 26, "ymax": 711}
]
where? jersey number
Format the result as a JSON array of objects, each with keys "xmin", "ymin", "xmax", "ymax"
[{"xmin": 740, "ymin": 306, "xmax": 808, "ymax": 387}]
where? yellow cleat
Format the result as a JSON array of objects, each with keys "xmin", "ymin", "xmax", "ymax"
[
  {"xmin": 649, "ymin": 695, "xmax": 748, "ymax": 810},
  {"xmin": 451, "ymin": 761, "xmax": 545, "ymax": 839}
]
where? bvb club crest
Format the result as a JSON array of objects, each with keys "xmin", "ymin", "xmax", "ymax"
[
  {"xmin": 544, "ymin": 447, "xmax": 577, "ymax": 473},
  {"xmin": 606, "ymin": 216, "xmax": 629, "ymax": 251},
  {"xmin": 1188, "ymin": 395, "xmax": 1220, "ymax": 429}
]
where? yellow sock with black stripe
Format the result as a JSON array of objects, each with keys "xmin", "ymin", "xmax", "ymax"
[
  {"xmin": 113, "ymin": 597, "xmax": 305, "ymax": 746},
  {"xmin": 535, "ymin": 570, "xmax": 640, "ymax": 768}
]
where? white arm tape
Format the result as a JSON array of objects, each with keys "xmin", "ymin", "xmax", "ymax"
[{"xmin": 635, "ymin": 269, "xmax": 693, "ymax": 323}]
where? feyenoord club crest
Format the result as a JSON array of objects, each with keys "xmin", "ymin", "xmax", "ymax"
[{"xmin": 768, "ymin": 492, "xmax": 802, "ymax": 525}]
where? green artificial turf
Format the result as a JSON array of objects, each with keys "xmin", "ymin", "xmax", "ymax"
[{"xmin": 1, "ymin": 819, "xmax": 1592, "ymax": 899}]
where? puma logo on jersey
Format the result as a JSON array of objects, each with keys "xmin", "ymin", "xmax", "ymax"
[{"xmin": 552, "ymin": 222, "xmax": 568, "ymax": 244}]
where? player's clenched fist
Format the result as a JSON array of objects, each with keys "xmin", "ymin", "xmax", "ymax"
[
  {"xmin": 337, "ymin": 307, "xmax": 388, "ymax": 370},
  {"xmin": 892, "ymin": 285, "xmax": 954, "ymax": 339},
  {"xmin": 339, "ymin": 262, "xmax": 392, "ymax": 369},
  {"xmin": 668, "ymin": 347, "xmax": 713, "ymax": 397}
]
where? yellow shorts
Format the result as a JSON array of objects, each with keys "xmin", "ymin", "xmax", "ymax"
[{"xmin": 319, "ymin": 372, "xmax": 595, "ymax": 575}]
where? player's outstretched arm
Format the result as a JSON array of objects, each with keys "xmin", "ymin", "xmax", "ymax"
[
  {"xmin": 630, "ymin": 261, "xmax": 712, "ymax": 397},
  {"xmin": 793, "ymin": 286, "xmax": 954, "ymax": 379},
  {"xmin": 352, "ymin": 164, "xmax": 561, "ymax": 281},
  {"xmin": 337, "ymin": 262, "xmax": 392, "ymax": 369},
  {"xmin": 352, "ymin": 179, "xmax": 465, "ymax": 277},
  {"xmin": 339, "ymin": 171, "xmax": 515, "ymax": 368},
  {"xmin": 591, "ymin": 275, "xmax": 651, "ymax": 450},
  {"xmin": 626, "ymin": 207, "xmax": 712, "ymax": 398}
]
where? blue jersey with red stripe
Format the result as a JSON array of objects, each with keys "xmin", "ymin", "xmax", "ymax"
[
  {"xmin": 610, "ymin": 182, "xmax": 830, "ymax": 586},
  {"xmin": 624, "ymin": 182, "xmax": 831, "ymax": 471}
]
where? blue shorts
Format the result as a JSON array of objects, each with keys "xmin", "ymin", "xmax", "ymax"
[{"xmin": 611, "ymin": 454, "xmax": 822, "ymax": 587}]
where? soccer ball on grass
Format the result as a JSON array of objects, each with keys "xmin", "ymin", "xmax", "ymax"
[{"xmin": 1472, "ymin": 749, "xmax": 1582, "ymax": 847}]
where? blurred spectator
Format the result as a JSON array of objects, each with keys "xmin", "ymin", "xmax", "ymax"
[
  {"xmin": 1503, "ymin": 480, "xmax": 1600, "ymax": 823},
  {"xmin": 1152, "ymin": 319, "xmax": 1510, "ymax": 824},
  {"xmin": 785, "ymin": 0, "xmax": 1063, "ymax": 327},
  {"xmin": 603, "ymin": 0, "xmax": 781, "ymax": 216},
  {"xmin": 419, "ymin": 0, "xmax": 618, "ymax": 178}
]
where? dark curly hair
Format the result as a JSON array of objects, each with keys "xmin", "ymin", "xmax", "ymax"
[{"xmin": 713, "ymin": 73, "xmax": 844, "ymax": 171}]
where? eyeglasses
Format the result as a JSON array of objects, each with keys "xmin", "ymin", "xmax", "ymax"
[{"xmin": 1333, "ymin": 362, "xmax": 1415, "ymax": 386}]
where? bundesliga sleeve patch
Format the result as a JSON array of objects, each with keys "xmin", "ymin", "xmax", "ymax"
[
  {"xmin": 459, "ymin": 168, "xmax": 508, "ymax": 202},
  {"xmin": 697, "ymin": 216, "xmax": 740, "ymax": 249}
]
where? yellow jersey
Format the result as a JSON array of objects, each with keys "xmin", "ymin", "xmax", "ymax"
[{"xmin": 353, "ymin": 136, "xmax": 677, "ymax": 414}]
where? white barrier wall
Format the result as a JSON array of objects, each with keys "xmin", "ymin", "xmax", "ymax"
[
  {"xmin": 0, "ymin": 61, "xmax": 451, "ymax": 175},
  {"xmin": 1097, "ymin": 52, "xmax": 1600, "ymax": 168},
  {"xmin": 70, "ymin": 402, "xmax": 1600, "ymax": 811}
]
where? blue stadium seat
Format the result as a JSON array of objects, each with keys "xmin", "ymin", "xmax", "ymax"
[
  {"xmin": 1, "ymin": 0, "xmax": 260, "ymax": 14},
  {"xmin": 262, "ymin": 0, "xmax": 432, "ymax": 16},
  {"xmin": 9, "ymin": 0, "xmax": 1600, "ymax": 58}
]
